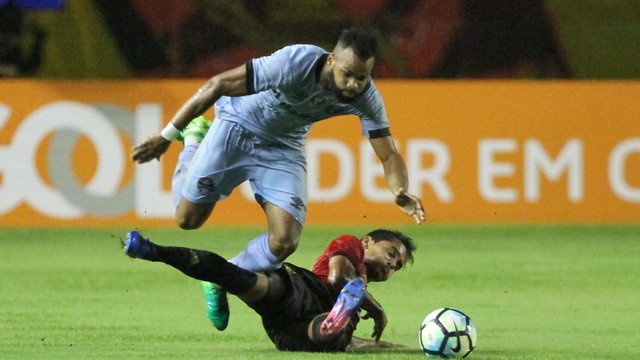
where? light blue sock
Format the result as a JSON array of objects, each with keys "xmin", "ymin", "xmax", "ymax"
[
  {"xmin": 171, "ymin": 144, "xmax": 198, "ymax": 205},
  {"xmin": 230, "ymin": 233, "xmax": 282, "ymax": 272}
]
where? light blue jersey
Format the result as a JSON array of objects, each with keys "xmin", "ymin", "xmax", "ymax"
[
  {"xmin": 214, "ymin": 44, "xmax": 390, "ymax": 148},
  {"xmin": 182, "ymin": 44, "xmax": 392, "ymax": 224}
]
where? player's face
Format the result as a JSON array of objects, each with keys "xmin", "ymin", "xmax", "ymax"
[
  {"xmin": 363, "ymin": 237, "xmax": 408, "ymax": 282},
  {"xmin": 327, "ymin": 47, "xmax": 374, "ymax": 102}
]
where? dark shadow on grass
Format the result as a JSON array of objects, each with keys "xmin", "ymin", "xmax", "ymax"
[{"xmin": 347, "ymin": 347, "xmax": 423, "ymax": 355}]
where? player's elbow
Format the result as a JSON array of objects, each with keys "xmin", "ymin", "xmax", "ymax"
[
  {"xmin": 327, "ymin": 275, "xmax": 350, "ymax": 291},
  {"xmin": 327, "ymin": 256, "xmax": 358, "ymax": 290}
]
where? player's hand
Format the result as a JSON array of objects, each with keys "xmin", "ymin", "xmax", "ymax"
[
  {"xmin": 395, "ymin": 188, "xmax": 426, "ymax": 224},
  {"xmin": 131, "ymin": 135, "xmax": 171, "ymax": 163},
  {"xmin": 361, "ymin": 307, "xmax": 387, "ymax": 343}
]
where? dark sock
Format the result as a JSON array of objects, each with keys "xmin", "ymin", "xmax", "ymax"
[
  {"xmin": 155, "ymin": 246, "xmax": 257, "ymax": 295},
  {"xmin": 261, "ymin": 271, "xmax": 287, "ymax": 303}
]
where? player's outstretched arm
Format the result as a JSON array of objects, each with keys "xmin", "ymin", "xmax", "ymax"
[
  {"xmin": 360, "ymin": 289, "xmax": 387, "ymax": 342},
  {"xmin": 130, "ymin": 64, "xmax": 248, "ymax": 164},
  {"xmin": 131, "ymin": 135, "xmax": 171, "ymax": 163},
  {"xmin": 368, "ymin": 136, "xmax": 426, "ymax": 224},
  {"xmin": 327, "ymin": 254, "xmax": 358, "ymax": 290}
]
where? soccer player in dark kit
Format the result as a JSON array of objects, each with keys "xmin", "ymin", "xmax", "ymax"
[{"xmin": 123, "ymin": 228, "xmax": 416, "ymax": 352}]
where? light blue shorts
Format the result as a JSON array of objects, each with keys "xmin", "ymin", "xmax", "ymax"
[{"xmin": 182, "ymin": 120, "xmax": 308, "ymax": 224}]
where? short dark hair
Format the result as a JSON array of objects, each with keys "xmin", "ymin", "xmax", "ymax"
[
  {"xmin": 337, "ymin": 28, "xmax": 378, "ymax": 61},
  {"xmin": 366, "ymin": 229, "xmax": 416, "ymax": 265}
]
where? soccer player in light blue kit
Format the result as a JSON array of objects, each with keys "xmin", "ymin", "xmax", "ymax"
[{"xmin": 131, "ymin": 29, "xmax": 425, "ymax": 332}]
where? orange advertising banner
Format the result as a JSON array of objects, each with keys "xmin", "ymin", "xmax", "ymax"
[{"xmin": 0, "ymin": 80, "xmax": 638, "ymax": 227}]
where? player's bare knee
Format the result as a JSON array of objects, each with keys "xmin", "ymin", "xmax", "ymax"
[
  {"xmin": 175, "ymin": 199, "xmax": 214, "ymax": 230},
  {"xmin": 175, "ymin": 213, "xmax": 202, "ymax": 230},
  {"xmin": 269, "ymin": 234, "xmax": 299, "ymax": 261}
]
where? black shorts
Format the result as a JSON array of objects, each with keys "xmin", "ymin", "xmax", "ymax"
[{"xmin": 248, "ymin": 263, "xmax": 357, "ymax": 352}]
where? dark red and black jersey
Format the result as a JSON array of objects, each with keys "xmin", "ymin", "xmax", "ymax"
[{"xmin": 311, "ymin": 235, "xmax": 367, "ymax": 284}]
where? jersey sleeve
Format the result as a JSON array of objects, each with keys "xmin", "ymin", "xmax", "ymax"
[
  {"xmin": 354, "ymin": 81, "xmax": 391, "ymax": 139},
  {"xmin": 248, "ymin": 45, "xmax": 320, "ymax": 94},
  {"xmin": 325, "ymin": 235, "xmax": 365, "ymax": 275}
]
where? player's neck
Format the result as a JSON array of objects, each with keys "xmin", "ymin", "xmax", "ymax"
[{"xmin": 319, "ymin": 61, "xmax": 332, "ymax": 91}]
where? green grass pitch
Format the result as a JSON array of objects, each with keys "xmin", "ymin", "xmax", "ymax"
[{"xmin": 1, "ymin": 224, "xmax": 638, "ymax": 359}]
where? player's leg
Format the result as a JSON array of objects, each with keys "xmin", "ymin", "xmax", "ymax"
[
  {"xmin": 228, "ymin": 204, "xmax": 302, "ymax": 271},
  {"xmin": 183, "ymin": 122, "xmax": 262, "ymax": 331},
  {"xmin": 253, "ymin": 266, "xmax": 356, "ymax": 352},
  {"xmin": 202, "ymin": 206, "xmax": 300, "ymax": 331},
  {"xmin": 174, "ymin": 197, "xmax": 216, "ymax": 230},
  {"xmin": 123, "ymin": 230, "xmax": 268, "ymax": 301},
  {"xmin": 285, "ymin": 279, "xmax": 364, "ymax": 351},
  {"xmin": 264, "ymin": 202, "xmax": 303, "ymax": 261},
  {"xmin": 172, "ymin": 119, "xmax": 231, "ymax": 329},
  {"xmin": 319, "ymin": 277, "xmax": 366, "ymax": 336},
  {"xmin": 228, "ymin": 143, "xmax": 308, "ymax": 270},
  {"xmin": 199, "ymin": 123, "xmax": 307, "ymax": 329},
  {"xmin": 173, "ymin": 123, "xmax": 217, "ymax": 230},
  {"xmin": 170, "ymin": 116, "xmax": 217, "ymax": 229},
  {"xmin": 170, "ymin": 116, "xmax": 211, "ymax": 207}
]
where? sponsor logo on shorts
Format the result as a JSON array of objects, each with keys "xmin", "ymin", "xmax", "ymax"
[
  {"xmin": 289, "ymin": 196, "xmax": 306, "ymax": 211},
  {"xmin": 197, "ymin": 177, "xmax": 216, "ymax": 195}
]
